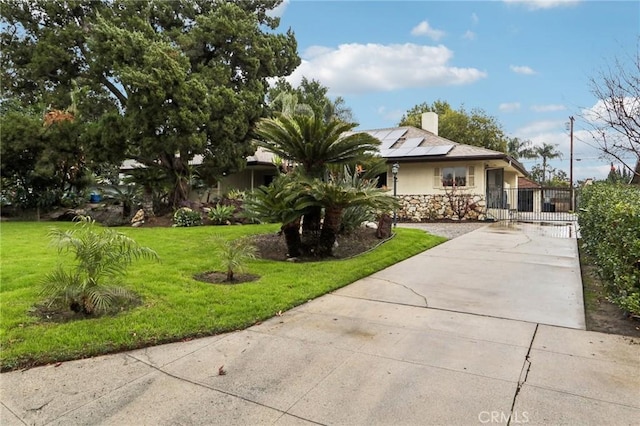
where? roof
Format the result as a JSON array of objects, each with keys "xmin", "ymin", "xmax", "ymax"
[
  {"xmin": 354, "ymin": 126, "xmax": 528, "ymax": 176},
  {"xmin": 518, "ymin": 176, "xmax": 541, "ymax": 189},
  {"xmin": 120, "ymin": 147, "xmax": 276, "ymax": 170}
]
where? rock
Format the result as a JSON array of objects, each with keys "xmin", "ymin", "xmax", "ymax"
[{"xmin": 131, "ymin": 209, "xmax": 145, "ymax": 227}]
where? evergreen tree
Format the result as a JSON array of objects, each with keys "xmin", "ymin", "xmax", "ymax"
[{"xmin": 1, "ymin": 0, "xmax": 300, "ymax": 208}]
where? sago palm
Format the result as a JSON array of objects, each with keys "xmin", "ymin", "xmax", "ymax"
[
  {"xmin": 296, "ymin": 179, "xmax": 398, "ymax": 256},
  {"xmin": 254, "ymin": 113, "xmax": 381, "ymax": 250},
  {"xmin": 243, "ymin": 174, "xmax": 307, "ymax": 257},
  {"xmin": 253, "ymin": 114, "xmax": 380, "ymax": 179},
  {"xmin": 41, "ymin": 216, "xmax": 159, "ymax": 315}
]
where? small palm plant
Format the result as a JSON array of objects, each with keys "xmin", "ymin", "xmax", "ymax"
[
  {"xmin": 41, "ymin": 216, "xmax": 159, "ymax": 315},
  {"xmin": 214, "ymin": 237, "xmax": 257, "ymax": 282}
]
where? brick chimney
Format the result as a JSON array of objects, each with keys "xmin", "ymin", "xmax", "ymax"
[{"xmin": 421, "ymin": 112, "xmax": 438, "ymax": 135}]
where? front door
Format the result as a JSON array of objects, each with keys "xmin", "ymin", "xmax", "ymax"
[{"xmin": 486, "ymin": 168, "xmax": 505, "ymax": 208}]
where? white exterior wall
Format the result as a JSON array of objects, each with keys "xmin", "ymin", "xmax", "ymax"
[{"xmin": 388, "ymin": 160, "xmax": 487, "ymax": 196}]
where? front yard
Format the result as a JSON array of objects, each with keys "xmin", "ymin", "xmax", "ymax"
[{"xmin": 0, "ymin": 222, "xmax": 445, "ymax": 371}]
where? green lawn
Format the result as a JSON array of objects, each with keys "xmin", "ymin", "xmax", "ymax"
[{"xmin": 0, "ymin": 222, "xmax": 445, "ymax": 371}]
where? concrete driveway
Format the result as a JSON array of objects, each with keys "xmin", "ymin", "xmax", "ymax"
[
  {"xmin": 2, "ymin": 222, "xmax": 639, "ymax": 425},
  {"xmin": 340, "ymin": 221, "xmax": 586, "ymax": 329}
]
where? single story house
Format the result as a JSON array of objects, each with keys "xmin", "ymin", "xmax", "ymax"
[
  {"xmin": 121, "ymin": 112, "xmax": 529, "ymax": 221},
  {"xmin": 359, "ymin": 112, "xmax": 528, "ymax": 221},
  {"xmin": 121, "ymin": 148, "xmax": 279, "ymax": 202}
]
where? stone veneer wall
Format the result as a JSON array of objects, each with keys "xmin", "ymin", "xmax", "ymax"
[{"xmin": 396, "ymin": 194, "xmax": 486, "ymax": 221}]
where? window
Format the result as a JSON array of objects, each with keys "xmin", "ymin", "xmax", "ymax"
[{"xmin": 434, "ymin": 166, "xmax": 475, "ymax": 187}]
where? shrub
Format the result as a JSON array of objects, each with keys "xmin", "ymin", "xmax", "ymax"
[
  {"xmin": 578, "ymin": 183, "xmax": 640, "ymax": 315},
  {"xmin": 41, "ymin": 216, "xmax": 159, "ymax": 315},
  {"xmin": 208, "ymin": 204, "xmax": 236, "ymax": 225},
  {"xmin": 173, "ymin": 207, "xmax": 202, "ymax": 227},
  {"xmin": 340, "ymin": 205, "xmax": 376, "ymax": 234}
]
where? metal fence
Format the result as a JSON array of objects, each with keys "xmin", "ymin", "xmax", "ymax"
[{"xmin": 485, "ymin": 187, "xmax": 577, "ymax": 222}]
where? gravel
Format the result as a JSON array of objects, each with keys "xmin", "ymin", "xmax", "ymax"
[{"xmin": 396, "ymin": 221, "xmax": 489, "ymax": 240}]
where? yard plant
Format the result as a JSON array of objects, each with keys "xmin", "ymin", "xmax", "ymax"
[
  {"xmin": 0, "ymin": 222, "xmax": 445, "ymax": 371},
  {"xmin": 213, "ymin": 236, "xmax": 258, "ymax": 282},
  {"xmin": 578, "ymin": 182, "xmax": 640, "ymax": 316},
  {"xmin": 41, "ymin": 216, "xmax": 159, "ymax": 315}
]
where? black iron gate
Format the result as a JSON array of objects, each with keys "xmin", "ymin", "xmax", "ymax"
[{"xmin": 485, "ymin": 187, "xmax": 577, "ymax": 222}]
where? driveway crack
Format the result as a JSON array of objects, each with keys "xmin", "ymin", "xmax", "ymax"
[
  {"xmin": 374, "ymin": 277, "xmax": 429, "ymax": 307},
  {"xmin": 507, "ymin": 324, "xmax": 538, "ymax": 426}
]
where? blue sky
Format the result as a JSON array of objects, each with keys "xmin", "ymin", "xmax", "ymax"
[{"xmin": 272, "ymin": 0, "xmax": 639, "ymax": 181}]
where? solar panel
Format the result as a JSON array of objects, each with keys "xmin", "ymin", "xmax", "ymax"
[
  {"xmin": 401, "ymin": 137, "xmax": 425, "ymax": 149},
  {"xmin": 386, "ymin": 148, "xmax": 414, "ymax": 157},
  {"xmin": 370, "ymin": 129, "xmax": 393, "ymax": 140},
  {"xmin": 385, "ymin": 129, "xmax": 408, "ymax": 141},
  {"xmin": 429, "ymin": 145, "xmax": 454, "ymax": 155},
  {"xmin": 379, "ymin": 138, "xmax": 398, "ymax": 150},
  {"xmin": 406, "ymin": 146, "xmax": 434, "ymax": 156}
]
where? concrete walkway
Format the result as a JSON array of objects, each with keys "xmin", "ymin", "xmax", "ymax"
[{"xmin": 2, "ymin": 223, "xmax": 639, "ymax": 425}]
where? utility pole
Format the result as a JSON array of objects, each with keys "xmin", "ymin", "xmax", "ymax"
[{"xmin": 569, "ymin": 116, "xmax": 575, "ymax": 211}]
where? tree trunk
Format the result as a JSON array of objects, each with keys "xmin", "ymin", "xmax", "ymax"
[
  {"xmin": 281, "ymin": 218, "xmax": 302, "ymax": 258},
  {"xmin": 318, "ymin": 206, "xmax": 343, "ymax": 257},
  {"xmin": 376, "ymin": 214, "xmax": 392, "ymax": 239},
  {"xmin": 169, "ymin": 173, "xmax": 190, "ymax": 208},
  {"xmin": 301, "ymin": 206, "xmax": 322, "ymax": 254},
  {"xmin": 142, "ymin": 186, "xmax": 155, "ymax": 218}
]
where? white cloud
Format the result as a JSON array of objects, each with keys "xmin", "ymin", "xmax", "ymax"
[
  {"xmin": 267, "ymin": 0, "xmax": 289, "ymax": 18},
  {"xmin": 411, "ymin": 20, "xmax": 446, "ymax": 41},
  {"xmin": 462, "ymin": 30, "xmax": 476, "ymax": 41},
  {"xmin": 499, "ymin": 102, "xmax": 521, "ymax": 112},
  {"xmin": 471, "ymin": 13, "xmax": 479, "ymax": 24},
  {"xmin": 510, "ymin": 65, "xmax": 537, "ymax": 75},
  {"xmin": 531, "ymin": 104, "xmax": 566, "ymax": 112},
  {"xmin": 513, "ymin": 119, "xmax": 611, "ymax": 180},
  {"xmin": 581, "ymin": 97, "xmax": 640, "ymax": 125},
  {"xmin": 574, "ymin": 164, "xmax": 611, "ymax": 181},
  {"xmin": 287, "ymin": 43, "xmax": 487, "ymax": 95},
  {"xmin": 503, "ymin": 0, "xmax": 580, "ymax": 10},
  {"xmin": 517, "ymin": 119, "xmax": 566, "ymax": 136},
  {"xmin": 377, "ymin": 106, "xmax": 405, "ymax": 123}
]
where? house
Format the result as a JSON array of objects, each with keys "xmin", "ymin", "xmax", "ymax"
[
  {"xmin": 120, "ymin": 112, "xmax": 528, "ymax": 221},
  {"xmin": 359, "ymin": 112, "xmax": 528, "ymax": 221},
  {"xmin": 203, "ymin": 112, "xmax": 529, "ymax": 220},
  {"xmin": 121, "ymin": 148, "xmax": 279, "ymax": 202}
]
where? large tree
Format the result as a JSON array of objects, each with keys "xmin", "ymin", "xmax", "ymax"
[
  {"xmin": 267, "ymin": 77, "xmax": 355, "ymax": 123},
  {"xmin": 582, "ymin": 45, "xmax": 640, "ymax": 178},
  {"xmin": 1, "ymin": 0, "xmax": 300, "ymax": 208},
  {"xmin": 398, "ymin": 100, "xmax": 508, "ymax": 152},
  {"xmin": 0, "ymin": 100, "xmax": 93, "ymax": 211}
]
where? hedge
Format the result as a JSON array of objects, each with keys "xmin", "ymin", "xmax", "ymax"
[{"xmin": 578, "ymin": 183, "xmax": 640, "ymax": 316}]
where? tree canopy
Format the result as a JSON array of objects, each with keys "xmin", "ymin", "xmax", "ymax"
[
  {"xmin": 398, "ymin": 100, "xmax": 509, "ymax": 152},
  {"xmin": 1, "ymin": 0, "xmax": 300, "ymax": 207},
  {"xmin": 267, "ymin": 77, "xmax": 355, "ymax": 123}
]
